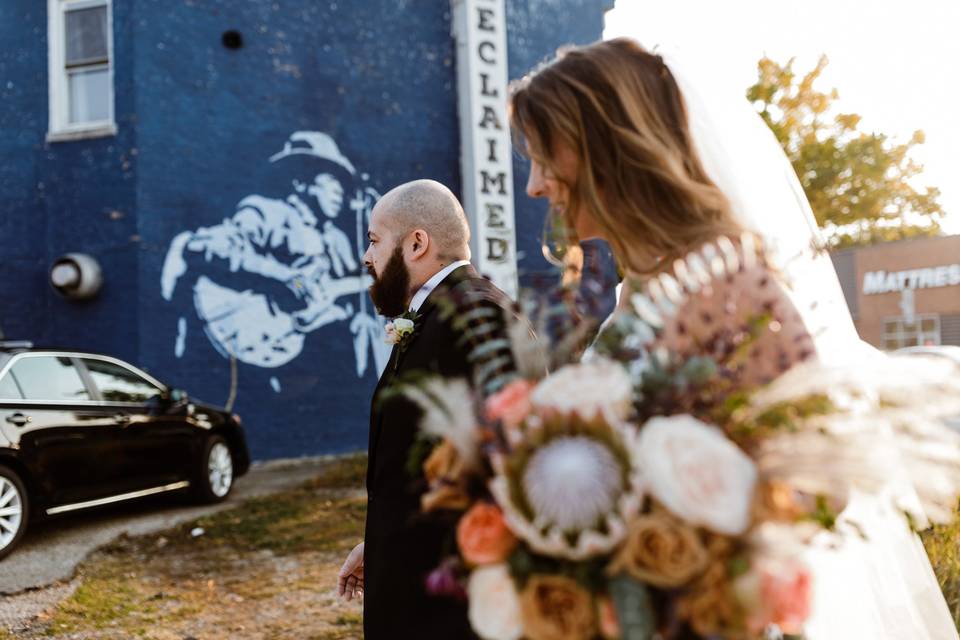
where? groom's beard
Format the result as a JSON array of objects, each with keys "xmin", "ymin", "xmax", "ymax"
[{"xmin": 368, "ymin": 246, "xmax": 411, "ymax": 318}]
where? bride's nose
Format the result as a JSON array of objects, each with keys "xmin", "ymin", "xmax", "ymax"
[{"xmin": 526, "ymin": 162, "xmax": 548, "ymax": 198}]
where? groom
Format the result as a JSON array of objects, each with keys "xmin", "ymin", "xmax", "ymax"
[{"xmin": 337, "ymin": 179, "xmax": 518, "ymax": 638}]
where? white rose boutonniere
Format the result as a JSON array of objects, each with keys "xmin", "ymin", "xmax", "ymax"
[{"xmin": 384, "ymin": 312, "xmax": 420, "ymax": 360}]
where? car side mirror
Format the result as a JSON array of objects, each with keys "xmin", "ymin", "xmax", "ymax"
[
  {"xmin": 169, "ymin": 389, "xmax": 188, "ymax": 403},
  {"xmin": 145, "ymin": 393, "xmax": 166, "ymax": 415}
]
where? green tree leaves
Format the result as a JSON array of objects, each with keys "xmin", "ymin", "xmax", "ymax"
[{"xmin": 748, "ymin": 55, "xmax": 944, "ymax": 248}]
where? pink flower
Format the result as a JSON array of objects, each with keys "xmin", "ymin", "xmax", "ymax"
[
  {"xmin": 761, "ymin": 562, "xmax": 812, "ymax": 634},
  {"xmin": 485, "ymin": 379, "xmax": 535, "ymax": 428},
  {"xmin": 597, "ymin": 597, "xmax": 621, "ymax": 639},
  {"xmin": 735, "ymin": 557, "xmax": 812, "ymax": 635},
  {"xmin": 383, "ymin": 322, "xmax": 399, "ymax": 345}
]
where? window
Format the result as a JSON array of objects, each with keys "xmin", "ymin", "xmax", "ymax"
[
  {"xmin": 82, "ymin": 358, "xmax": 161, "ymax": 403},
  {"xmin": 9, "ymin": 357, "xmax": 91, "ymax": 401},
  {"xmin": 47, "ymin": 0, "xmax": 115, "ymax": 141},
  {"xmin": 881, "ymin": 314, "xmax": 941, "ymax": 351},
  {"xmin": 0, "ymin": 373, "xmax": 23, "ymax": 400}
]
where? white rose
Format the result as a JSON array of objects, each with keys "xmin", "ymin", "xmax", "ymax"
[
  {"xmin": 530, "ymin": 358, "xmax": 633, "ymax": 421},
  {"xmin": 394, "ymin": 317, "xmax": 415, "ymax": 334},
  {"xmin": 635, "ymin": 415, "xmax": 757, "ymax": 535},
  {"xmin": 467, "ymin": 564, "xmax": 524, "ymax": 640}
]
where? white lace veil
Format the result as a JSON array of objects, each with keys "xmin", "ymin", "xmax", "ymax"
[
  {"xmin": 656, "ymin": 46, "xmax": 958, "ymax": 640},
  {"xmin": 658, "ymin": 47, "xmax": 860, "ymax": 362}
]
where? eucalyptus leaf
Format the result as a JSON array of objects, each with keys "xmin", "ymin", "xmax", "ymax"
[{"xmin": 609, "ymin": 574, "xmax": 656, "ymax": 640}]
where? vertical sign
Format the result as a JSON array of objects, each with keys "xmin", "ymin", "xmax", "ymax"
[{"xmin": 451, "ymin": 0, "xmax": 518, "ymax": 299}]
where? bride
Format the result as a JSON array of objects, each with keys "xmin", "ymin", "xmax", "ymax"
[{"xmin": 508, "ymin": 37, "xmax": 957, "ymax": 639}]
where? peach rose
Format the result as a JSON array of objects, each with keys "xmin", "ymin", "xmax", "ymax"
[
  {"xmin": 457, "ymin": 503, "xmax": 519, "ymax": 566},
  {"xmin": 607, "ymin": 512, "xmax": 709, "ymax": 588},
  {"xmin": 677, "ymin": 559, "xmax": 740, "ymax": 638},
  {"xmin": 421, "ymin": 440, "xmax": 471, "ymax": 512},
  {"xmin": 485, "ymin": 379, "xmax": 535, "ymax": 428},
  {"xmin": 519, "ymin": 574, "xmax": 596, "ymax": 640}
]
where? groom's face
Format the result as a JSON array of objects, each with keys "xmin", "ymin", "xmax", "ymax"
[{"xmin": 363, "ymin": 209, "xmax": 411, "ymax": 318}]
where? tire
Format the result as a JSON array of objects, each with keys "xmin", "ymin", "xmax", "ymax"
[
  {"xmin": 0, "ymin": 464, "xmax": 28, "ymax": 561},
  {"xmin": 194, "ymin": 435, "xmax": 235, "ymax": 504}
]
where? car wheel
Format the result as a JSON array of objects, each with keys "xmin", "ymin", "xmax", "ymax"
[
  {"xmin": 195, "ymin": 435, "xmax": 234, "ymax": 503},
  {"xmin": 0, "ymin": 465, "xmax": 28, "ymax": 561}
]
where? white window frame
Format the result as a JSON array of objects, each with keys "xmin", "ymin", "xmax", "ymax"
[
  {"xmin": 47, "ymin": 0, "xmax": 116, "ymax": 142},
  {"xmin": 881, "ymin": 313, "xmax": 941, "ymax": 350}
]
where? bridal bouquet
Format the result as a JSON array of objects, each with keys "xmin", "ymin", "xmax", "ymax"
[{"xmin": 404, "ymin": 235, "xmax": 960, "ymax": 640}]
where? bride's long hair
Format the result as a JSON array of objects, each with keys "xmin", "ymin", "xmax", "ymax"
[{"xmin": 509, "ymin": 38, "xmax": 743, "ymax": 275}]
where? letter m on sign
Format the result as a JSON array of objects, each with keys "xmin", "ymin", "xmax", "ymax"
[
  {"xmin": 862, "ymin": 271, "xmax": 887, "ymax": 295},
  {"xmin": 480, "ymin": 170, "xmax": 507, "ymax": 196}
]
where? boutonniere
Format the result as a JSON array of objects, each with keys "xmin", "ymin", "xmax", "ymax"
[{"xmin": 384, "ymin": 310, "xmax": 421, "ymax": 355}]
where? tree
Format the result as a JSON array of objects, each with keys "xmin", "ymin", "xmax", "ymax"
[{"xmin": 747, "ymin": 56, "xmax": 944, "ymax": 249}]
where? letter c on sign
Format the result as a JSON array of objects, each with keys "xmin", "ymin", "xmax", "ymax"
[{"xmin": 478, "ymin": 41, "xmax": 495, "ymax": 64}]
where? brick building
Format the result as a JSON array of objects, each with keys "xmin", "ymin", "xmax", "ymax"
[{"xmin": 831, "ymin": 234, "xmax": 960, "ymax": 350}]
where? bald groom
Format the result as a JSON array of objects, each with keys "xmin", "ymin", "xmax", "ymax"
[{"xmin": 337, "ymin": 180, "xmax": 518, "ymax": 638}]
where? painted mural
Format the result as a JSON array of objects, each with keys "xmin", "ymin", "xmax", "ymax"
[{"xmin": 159, "ymin": 131, "xmax": 390, "ymax": 388}]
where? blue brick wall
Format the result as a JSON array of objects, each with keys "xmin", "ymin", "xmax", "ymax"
[
  {"xmin": 0, "ymin": 0, "xmax": 140, "ymax": 360},
  {"xmin": 1, "ymin": 0, "xmax": 612, "ymax": 460}
]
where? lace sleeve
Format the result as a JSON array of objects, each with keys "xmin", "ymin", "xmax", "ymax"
[{"xmin": 634, "ymin": 233, "xmax": 817, "ymax": 392}]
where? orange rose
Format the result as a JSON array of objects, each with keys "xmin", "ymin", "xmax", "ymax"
[
  {"xmin": 457, "ymin": 503, "xmax": 518, "ymax": 566},
  {"xmin": 485, "ymin": 379, "xmax": 535, "ymax": 428}
]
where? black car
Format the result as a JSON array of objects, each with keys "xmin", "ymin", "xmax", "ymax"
[{"xmin": 0, "ymin": 342, "xmax": 250, "ymax": 559}]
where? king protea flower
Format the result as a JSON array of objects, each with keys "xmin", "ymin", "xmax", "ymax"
[{"xmin": 489, "ymin": 408, "xmax": 642, "ymax": 560}]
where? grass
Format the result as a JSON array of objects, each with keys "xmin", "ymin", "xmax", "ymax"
[
  {"xmin": 923, "ymin": 511, "xmax": 960, "ymax": 628},
  {"xmin": 14, "ymin": 453, "xmax": 368, "ymax": 640}
]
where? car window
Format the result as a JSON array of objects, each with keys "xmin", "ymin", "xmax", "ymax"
[
  {"xmin": 0, "ymin": 372, "xmax": 22, "ymax": 400},
  {"xmin": 82, "ymin": 358, "xmax": 160, "ymax": 403},
  {"xmin": 10, "ymin": 356, "xmax": 91, "ymax": 401}
]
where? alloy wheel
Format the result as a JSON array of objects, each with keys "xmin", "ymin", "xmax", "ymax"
[
  {"xmin": 0, "ymin": 476, "xmax": 24, "ymax": 552},
  {"xmin": 207, "ymin": 442, "xmax": 234, "ymax": 498}
]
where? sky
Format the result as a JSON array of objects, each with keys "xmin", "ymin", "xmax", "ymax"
[{"xmin": 604, "ymin": 0, "xmax": 960, "ymax": 234}]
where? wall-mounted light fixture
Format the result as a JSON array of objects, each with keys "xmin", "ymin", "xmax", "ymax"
[{"xmin": 50, "ymin": 253, "xmax": 103, "ymax": 300}]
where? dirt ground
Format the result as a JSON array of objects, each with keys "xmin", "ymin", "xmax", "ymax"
[{"xmin": 2, "ymin": 455, "xmax": 367, "ymax": 640}]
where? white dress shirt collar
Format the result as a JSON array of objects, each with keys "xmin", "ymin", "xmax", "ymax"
[{"xmin": 408, "ymin": 260, "xmax": 472, "ymax": 313}]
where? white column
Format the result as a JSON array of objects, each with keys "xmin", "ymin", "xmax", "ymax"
[{"xmin": 451, "ymin": 0, "xmax": 519, "ymax": 300}]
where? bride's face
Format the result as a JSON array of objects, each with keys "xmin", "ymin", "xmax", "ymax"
[{"xmin": 525, "ymin": 144, "xmax": 603, "ymax": 242}]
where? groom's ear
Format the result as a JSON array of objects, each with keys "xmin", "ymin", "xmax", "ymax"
[{"xmin": 406, "ymin": 229, "xmax": 430, "ymax": 261}]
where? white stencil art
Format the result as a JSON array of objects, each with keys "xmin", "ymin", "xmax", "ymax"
[{"xmin": 160, "ymin": 131, "xmax": 391, "ymax": 382}]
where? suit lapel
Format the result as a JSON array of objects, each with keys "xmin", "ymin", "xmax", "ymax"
[{"xmin": 367, "ymin": 264, "xmax": 479, "ymax": 483}]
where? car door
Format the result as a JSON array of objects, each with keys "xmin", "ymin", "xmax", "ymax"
[
  {"xmin": 77, "ymin": 357, "xmax": 197, "ymax": 489},
  {"xmin": 0, "ymin": 354, "xmax": 123, "ymax": 509}
]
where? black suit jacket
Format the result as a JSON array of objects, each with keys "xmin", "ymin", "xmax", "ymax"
[{"xmin": 363, "ymin": 265, "xmax": 517, "ymax": 639}]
